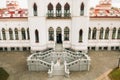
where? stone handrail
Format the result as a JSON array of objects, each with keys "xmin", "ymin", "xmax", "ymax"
[
  {"xmin": 64, "ymin": 49, "xmax": 90, "ymax": 59},
  {"xmin": 65, "ymin": 52, "xmax": 82, "ymax": 58},
  {"xmin": 38, "ymin": 49, "xmax": 53, "ymax": 56},
  {"xmin": 66, "ymin": 58, "xmax": 91, "ymax": 71},
  {"xmin": 48, "ymin": 61, "xmax": 54, "ymax": 77},
  {"xmin": 28, "ymin": 59, "xmax": 51, "ymax": 68},
  {"xmin": 64, "ymin": 49, "xmax": 83, "ymax": 55},
  {"xmin": 35, "ymin": 52, "xmax": 51, "ymax": 58},
  {"xmin": 64, "ymin": 61, "xmax": 70, "ymax": 77},
  {"xmin": 66, "ymin": 59, "xmax": 80, "ymax": 67},
  {"xmin": 51, "ymin": 52, "xmax": 63, "ymax": 57},
  {"xmin": 28, "ymin": 50, "xmax": 53, "ymax": 60},
  {"xmin": 64, "ymin": 49, "xmax": 75, "ymax": 54}
]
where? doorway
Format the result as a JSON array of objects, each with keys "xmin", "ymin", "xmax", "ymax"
[{"xmin": 56, "ymin": 27, "xmax": 62, "ymax": 44}]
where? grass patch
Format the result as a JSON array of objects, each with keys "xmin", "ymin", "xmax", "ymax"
[
  {"xmin": 109, "ymin": 67, "xmax": 120, "ymax": 80},
  {"xmin": 0, "ymin": 67, "xmax": 9, "ymax": 80}
]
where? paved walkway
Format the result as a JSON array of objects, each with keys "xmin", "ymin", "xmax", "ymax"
[
  {"xmin": 95, "ymin": 69, "xmax": 112, "ymax": 80},
  {"xmin": 0, "ymin": 51, "xmax": 119, "ymax": 80}
]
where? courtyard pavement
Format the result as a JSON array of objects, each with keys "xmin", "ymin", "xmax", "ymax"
[{"xmin": 0, "ymin": 51, "xmax": 120, "ymax": 80}]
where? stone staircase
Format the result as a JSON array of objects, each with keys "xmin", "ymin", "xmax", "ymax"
[
  {"xmin": 55, "ymin": 44, "xmax": 63, "ymax": 52},
  {"xmin": 53, "ymin": 64, "xmax": 65, "ymax": 75},
  {"xmin": 27, "ymin": 46, "xmax": 90, "ymax": 77}
]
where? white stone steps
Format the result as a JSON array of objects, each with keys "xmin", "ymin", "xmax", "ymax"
[
  {"xmin": 53, "ymin": 64, "xmax": 65, "ymax": 75},
  {"xmin": 55, "ymin": 44, "xmax": 63, "ymax": 52}
]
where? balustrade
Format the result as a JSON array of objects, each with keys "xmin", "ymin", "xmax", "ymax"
[
  {"xmin": 64, "ymin": 61, "xmax": 70, "ymax": 77},
  {"xmin": 27, "ymin": 48, "xmax": 91, "ymax": 76},
  {"xmin": 47, "ymin": 13, "xmax": 71, "ymax": 19},
  {"xmin": 48, "ymin": 61, "xmax": 54, "ymax": 77}
]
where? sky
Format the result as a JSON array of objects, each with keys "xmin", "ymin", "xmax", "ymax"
[{"xmin": 0, "ymin": 0, "xmax": 120, "ymax": 8}]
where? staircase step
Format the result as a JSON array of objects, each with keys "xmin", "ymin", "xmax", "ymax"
[
  {"xmin": 53, "ymin": 70, "xmax": 65, "ymax": 75},
  {"xmin": 55, "ymin": 44, "xmax": 63, "ymax": 52},
  {"xmin": 53, "ymin": 64, "xmax": 65, "ymax": 75}
]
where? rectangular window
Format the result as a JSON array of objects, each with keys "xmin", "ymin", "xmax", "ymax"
[
  {"xmin": 28, "ymin": 47, "xmax": 31, "ymax": 50},
  {"xmin": 16, "ymin": 47, "xmax": 19, "ymax": 51},
  {"xmin": 88, "ymin": 47, "xmax": 90, "ymax": 50},
  {"xmin": 99, "ymin": 47, "xmax": 102, "ymax": 50},
  {"xmin": 104, "ymin": 47, "xmax": 108, "ymax": 50},
  {"xmin": 0, "ymin": 47, "xmax": 3, "ymax": 51},
  {"xmin": 111, "ymin": 47, "xmax": 114, "ymax": 50},
  {"xmin": 116, "ymin": 47, "xmax": 119, "ymax": 50},
  {"xmin": 11, "ymin": 47, "xmax": 15, "ymax": 51},
  {"xmin": 4, "ymin": 47, "xmax": 7, "ymax": 51},
  {"xmin": 91, "ymin": 47, "xmax": 95, "ymax": 50},
  {"xmin": 23, "ymin": 47, "xmax": 27, "ymax": 51}
]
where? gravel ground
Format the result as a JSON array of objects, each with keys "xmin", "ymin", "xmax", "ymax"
[{"xmin": 0, "ymin": 51, "xmax": 119, "ymax": 80}]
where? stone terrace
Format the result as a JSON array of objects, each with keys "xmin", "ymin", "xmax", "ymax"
[{"xmin": 0, "ymin": 51, "xmax": 119, "ymax": 80}]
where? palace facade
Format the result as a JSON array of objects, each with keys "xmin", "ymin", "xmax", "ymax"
[{"xmin": 0, "ymin": 0, "xmax": 119, "ymax": 53}]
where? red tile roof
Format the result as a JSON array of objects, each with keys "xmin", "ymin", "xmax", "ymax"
[
  {"xmin": 0, "ymin": 8, "xmax": 28, "ymax": 18},
  {"xmin": 0, "ymin": 0, "xmax": 119, "ymax": 19}
]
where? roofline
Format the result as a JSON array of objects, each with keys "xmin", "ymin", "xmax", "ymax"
[
  {"xmin": 0, "ymin": 17, "xmax": 28, "ymax": 19},
  {"xmin": 90, "ymin": 16, "xmax": 120, "ymax": 18},
  {"xmin": 0, "ymin": 16, "xmax": 120, "ymax": 19}
]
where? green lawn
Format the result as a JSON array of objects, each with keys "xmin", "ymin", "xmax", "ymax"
[
  {"xmin": 0, "ymin": 67, "xmax": 9, "ymax": 80},
  {"xmin": 109, "ymin": 68, "xmax": 120, "ymax": 80}
]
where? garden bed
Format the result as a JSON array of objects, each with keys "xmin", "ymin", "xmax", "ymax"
[
  {"xmin": 109, "ymin": 67, "xmax": 120, "ymax": 80},
  {"xmin": 0, "ymin": 67, "xmax": 9, "ymax": 80}
]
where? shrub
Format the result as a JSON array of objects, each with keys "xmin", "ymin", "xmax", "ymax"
[{"xmin": 0, "ymin": 67, "xmax": 9, "ymax": 80}]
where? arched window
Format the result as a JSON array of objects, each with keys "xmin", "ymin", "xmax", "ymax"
[
  {"xmin": 56, "ymin": 3, "xmax": 62, "ymax": 17},
  {"xmin": 112, "ymin": 28, "xmax": 116, "ymax": 39},
  {"xmin": 64, "ymin": 27, "xmax": 69, "ymax": 41},
  {"xmin": 88, "ymin": 28, "xmax": 91, "ymax": 39},
  {"xmin": 99, "ymin": 28, "xmax": 104, "ymax": 39},
  {"xmin": 104, "ymin": 28, "xmax": 109, "ymax": 39},
  {"xmin": 9, "ymin": 28, "xmax": 13, "ymax": 40},
  {"xmin": 117, "ymin": 28, "xmax": 120, "ymax": 39},
  {"xmin": 64, "ymin": 3, "xmax": 70, "ymax": 17},
  {"xmin": 48, "ymin": 3, "xmax": 54, "ymax": 17},
  {"xmin": 33, "ymin": 3, "xmax": 37, "ymax": 16},
  {"xmin": 79, "ymin": 29, "xmax": 83, "ymax": 42},
  {"xmin": 21, "ymin": 28, "xmax": 26, "ymax": 40},
  {"xmin": 80, "ymin": 2, "xmax": 84, "ymax": 16},
  {"xmin": 49, "ymin": 27, "xmax": 54, "ymax": 41},
  {"xmin": 2, "ymin": 28, "xmax": 6, "ymax": 40},
  {"xmin": 27, "ymin": 28, "xmax": 30, "ymax": 40},
  {"xmin": 92, "ymin": 28, "xmax": 97, "ymax": 39},
  {"xmin": 35, "ymin": 29, "xmax": 39, "ymax": 43},
  {"xmin": 15, "ymin": 28, "xmax": 19, "ymax": 40}
]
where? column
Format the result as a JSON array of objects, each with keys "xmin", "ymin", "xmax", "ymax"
[
  {"xmin": 96, "ymin": 29, "xmax": 100, "ymax": 51},
  {"xmin": 96, "ymin": 29, "xmax": 100, "ymax": 40},
  {"xmin": 6, "ymin": 29, "xmax": 9, "ymax": 40},
  {"xmin": 115, "ymin": 28, "xmax": 118, "ymax": 39},
  {"xmin": 53, "ymin": 6, "xmax": 56, "ymax": 17},
  {"xmin": 25, "ymin": 29, "xmax": 28, "ymax": 40},
  {"xmin": 1, "ymin": 31, "xmax": 3, "ymax": 40},
  {"xmin": 90, "ymin": 30, "xmax": 93, "ymax": 39},
  {"xmin": 62, "ymin": 6, "xmax": 64, "ymax": 17},
  {"xmin": 18, "ymin": 29, "xmax": 22, "ymax": 40},
  {"xmin": 109, "ymin": 29, "xmax": 112, "ymax": 40},
  {"xmin": 103, "ymin": 29, "xmax": 105, "ymax": 39},
  {"xmin": 0, "ymin": 30, "xmax": 1, "ymax": 40},
  {"xmin": 108, "ymin": 28, "xmax": 112, "ymax": 50},
  {"xmin": 54, "ymin": 29, "xmax": 56, "ymax": 43},
  {"xmin": 62, "ymin": 28, "xmax": 64, "ymax": 42},
  {"xmin": 13, "ymin": 30, "xmax": 15, "ymax": 40},
  {"xmin": 87, "ymin": 60, "xmax": 91, "ymax": 71}
]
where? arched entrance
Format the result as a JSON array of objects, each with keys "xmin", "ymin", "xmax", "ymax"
[{"xmin": 56, "ymin": 27, "xmax": 62, "ymax": 43}]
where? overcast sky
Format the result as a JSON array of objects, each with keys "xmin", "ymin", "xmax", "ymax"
[{"xmin": 0, "ymin": 0, "xmax": 120, "ymax": 8}]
